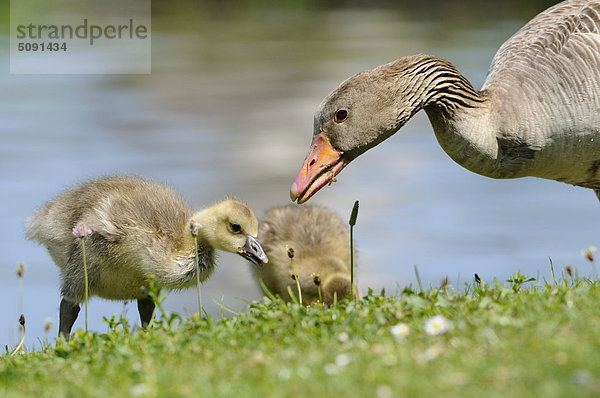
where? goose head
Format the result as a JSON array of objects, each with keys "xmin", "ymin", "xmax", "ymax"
[
  {"xmin": 290, "ymin": 56, "xmax": 432, "ymax": 204},
  {"xmin": 190, "ymin": 199, "xmax": 268, "ymax": 265}
]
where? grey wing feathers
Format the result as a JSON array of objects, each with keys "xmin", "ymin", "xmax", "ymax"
[{"xmin": 484, "ymin": 0, "xmax": 600, "ymax": 90}]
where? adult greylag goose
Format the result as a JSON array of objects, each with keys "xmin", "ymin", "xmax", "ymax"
[
  {"xmin": 26, "ymin": 176, "xmax": 267, "ymax": 336},
  {"xmin": 290, "ymin": 0, "xmax": 600, "ymax": 204},
  {"xmin": 254, "ymin": 205, "xmax": 359, "ymax": 305}
]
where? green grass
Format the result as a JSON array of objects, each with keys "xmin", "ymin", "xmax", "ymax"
[{"xmin": 2, "ymin": 274, "xmax": 600, "ymax": 397}]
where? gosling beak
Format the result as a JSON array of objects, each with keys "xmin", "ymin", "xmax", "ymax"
[
  {"xmin": 238, "ymin": 235, "xmax": 268, "ymax": 265},
  {"xmin": 290, "ymin": 132, "xmax": 348, "ymax": 204}
]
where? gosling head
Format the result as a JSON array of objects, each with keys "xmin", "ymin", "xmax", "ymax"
[{"xmin": 190, "ymin": 199, "xmax": 268, "ymax": 265}]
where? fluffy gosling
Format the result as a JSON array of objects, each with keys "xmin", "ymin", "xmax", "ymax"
[
  {"xmin": 253, "ymin": 205, "xmax": 359, "ymax": 305},
  {"xmin": 26, "ymin": 176, "xmax": 267, "ymax": 336}
]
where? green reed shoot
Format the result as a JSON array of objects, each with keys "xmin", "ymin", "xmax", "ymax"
[{"xmin": 349, "ymin": 200, "xmax": 359, "ymax": 301}]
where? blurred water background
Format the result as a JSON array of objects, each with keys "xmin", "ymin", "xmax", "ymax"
[{"xmin": 2, "ymin": 0, "xmax": 598, "ymax": 349}]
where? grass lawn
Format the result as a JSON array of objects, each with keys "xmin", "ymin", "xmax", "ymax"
[{"xmin": 2, "ymin": 272, "xmax": 600, "ymax": 398}]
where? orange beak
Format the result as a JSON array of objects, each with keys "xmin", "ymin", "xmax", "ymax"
[{"xmin": 290, "ymin": 132, "xmax": 348, "ymax": 204}]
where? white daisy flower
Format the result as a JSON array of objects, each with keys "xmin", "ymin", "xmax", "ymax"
[
  {"xmin": 390, "ymin": 323, "xmax": 410, "ymax": 340},
  {"xmin": 337, "ymin": 332, "xmax": 349, "ymax": 342},
  {"xmin": 424, "ymin": 315, "xmax": 452, "ymax": 336},
  {"xmin": 335, "ymin": 353, "xmax": 351, "ymax": 367},
  {"xmin": 324, "ymin": 363, "xmax": 339, "ymax": 375}
]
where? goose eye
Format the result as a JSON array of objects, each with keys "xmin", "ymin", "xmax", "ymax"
[
  {"xmin": 229, "ymin": 222, "xmax": 242, "ymax": 233},
  {"xmin": 334, "ymin": 108, "xmax": 348, "ymax": 123}
]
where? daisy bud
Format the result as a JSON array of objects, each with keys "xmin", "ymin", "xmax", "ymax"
[{"xmin": 72, "ymin": 221, "xmax": 92, "ymax": 238}]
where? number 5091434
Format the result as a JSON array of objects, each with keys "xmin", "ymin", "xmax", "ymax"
[{"xmin": 17, "ymin": 42, "xmax": 67, "ymax": 51}]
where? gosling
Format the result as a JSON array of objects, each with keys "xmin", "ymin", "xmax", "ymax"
[
  {"xmin": 253, "ymin": 205, "xmax": 359, "ymax": 305},
  {"xmin": 25, "ymin": 176, "xmax": 268, "ymax": 336}
]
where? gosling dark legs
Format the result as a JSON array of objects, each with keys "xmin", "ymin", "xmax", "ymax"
[
  {"xmin": 58, "ymin": 296, "xmax": 154, "ymax": 336},
  {"xmin": 137, "ymin": 297, "xmax": 155, "ymax": 327},
  {"xmin": 59, "ymin": 298, "xmax": 80, "ymax": 337}
]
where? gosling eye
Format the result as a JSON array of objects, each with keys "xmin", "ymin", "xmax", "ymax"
[
  {"xmin": 334, "ymin": 108, "xmax": 348, "ymax": 123},
  {"xmin": 229, "ymin": 222, "xmax": 242, "ymax": 234}
]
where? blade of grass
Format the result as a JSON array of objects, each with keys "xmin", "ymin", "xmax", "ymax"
[
  {"xmin": 209, "ymin": 297, "xmax": 241, "ymax": 316},
  {"xmin": 549, "ymin": 256, "xmax": 557, "ymax": 286},
  {"xmin": 287, "ymin": 286, "xmax": 300, "ymax": 305},
  {"xmin": 259, "ymin": 279, "xmax": 278, "ymax": 301},
  {"xmin": 414, "ymin": 265, "xmax": 423, "ymax": 293}
]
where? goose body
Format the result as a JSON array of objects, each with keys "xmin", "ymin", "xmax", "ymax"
[
  {"xmin": 26, "ymin": 176, "xmax": 267, "ymax": 335},
  {"xmin": 254, "ymin": 205, "xmax": 359, "ymax": 305},
  {"xmin": 290, "ymin": 0, "xmax": 600, "ymax": 203}
]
